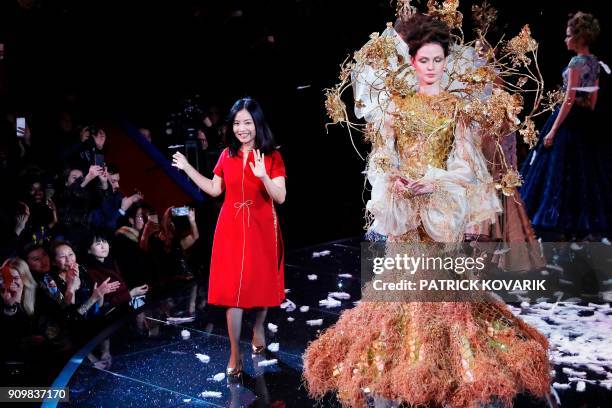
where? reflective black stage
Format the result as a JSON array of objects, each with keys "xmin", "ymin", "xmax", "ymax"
[{"xmin": 49, "ymin": 238, "xmax": 611, "ymax": 407}]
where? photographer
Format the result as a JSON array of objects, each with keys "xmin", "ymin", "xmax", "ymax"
[
  {"xmin": 54, "ymin": 165, "xmax": 105, "ymax": 246},
  {"xmin": 114, "ymin": 202, "xmax": 155, "ymax": 287},
  {"xmin": 89, "ymin": 164, "xmax": 143, "ymax": 236},
  {"xmin": 144, "ymin": 206, "xmax": 199, "ymax": 284},
  {"xmin": 74, "ymin": 126, "xmax": 106, "ymax": 172}
]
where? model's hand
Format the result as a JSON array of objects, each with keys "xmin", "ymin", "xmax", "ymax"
[
  {"xmin": 172, "ymin": 152, "xmax": 190, "ymax": 170},
  {"xmin": 188, "ymin": 208, "xmax": 196, "ymax": 223},
  {"xmin": 249, "ymin": 149, "xmax": 267, "ymax": 179},
  {"xmin": 543, "ymin": 131, "xmax": 555, "ymax": 148},
  {"xmin": 392, "ymin": 177, "xmax": 433, "ymax": 196},
  {"xmin": 407, "ymin": 180, "xmax": 434, "ymax": 195}
]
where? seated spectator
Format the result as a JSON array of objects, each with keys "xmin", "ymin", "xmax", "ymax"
[
  {"xmin": 144, "ymin": 206, "xmax": 199, "ymax": 282},
  {"xmin": 84, "ymin": 232, "xmax": 148, "ymax": 308},
  {"xmin": 22, "ymin": 243, "xmax": 63, "ymax": 305},
  {"xmin": 0, "ymin": 258, "xmax": 48, "ymax": 385},
  {"xmin": 21, "ymin": 243, "xmax": 72, "ymax": 353},
  {"xmin": 49, "ymin": 240, "xmax": 119, "ymax": 320},
  {"xmin": 114, "ymin": 202, "xmax": 154, "ymax": 287},
  {"xmin": 21, "ymin": 178, "xmax": 57, "ymax": 245}
]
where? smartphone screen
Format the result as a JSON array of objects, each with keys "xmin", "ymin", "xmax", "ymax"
[
  {"xmin": 16, "ymin": 117, "xmax": 25, "ymax": 138},
  {"xmin": 94, "ymin": 153, "xmax": 105, "ymax": 167}
]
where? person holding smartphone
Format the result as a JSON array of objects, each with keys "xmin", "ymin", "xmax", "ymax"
[{"xmin": 172, "ymin": 97, "xmax": 286, "ymax": 378}]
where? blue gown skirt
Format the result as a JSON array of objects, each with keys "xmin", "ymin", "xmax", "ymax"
[{"xmin": 520, "ymin": 106, "xmax": 612, "ymax": 236}]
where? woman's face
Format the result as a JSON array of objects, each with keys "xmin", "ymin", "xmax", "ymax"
[
  {"xmin": 66, "ymin": 169, "xmax": 83, "ymax": 186},
  {"xmin": 89, "ymin": 239, "xmax": 110, "ymax": 260},
  {"xmin": 132, "ymin": 208, "xmax": 147, "ymax": 231},
  {"xmin": 93, "ymin": 129, "xmax": 106, "ymax": 150},
  {"xmin": 0, "ymin": 268, "xmax": 23, "ymax": 304},
  {"xmin": 232, "ymin": 109, "xmax": 256, "ymax": 147},
  {"xmin": 55, "ymin": 245, "xmax": 77, "ymax": 272},
  {"xmin": 411, "ymin": 43, "xmax": 447, "ymax": 87},
  {"xmin": 30, "ymin": 182, "xmax": 45, "ymax": 203},
  {"xmin": 565, "ymin": 26, "xmax": 579, "ymax": 51},
  {"xmin": 26, "ymin": 248, "xmax": 50, "ymax": 275}
]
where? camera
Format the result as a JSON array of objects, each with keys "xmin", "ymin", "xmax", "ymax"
[{"xmin": 171, "ymin": 206, "xmax": 190, "ymax": 217}]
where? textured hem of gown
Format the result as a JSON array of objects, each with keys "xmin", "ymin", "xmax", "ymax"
[{"xmin": 303, "ymin": 300, "xmax": 550, "ymax": 408}]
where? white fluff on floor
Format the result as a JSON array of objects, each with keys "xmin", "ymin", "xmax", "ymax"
[{"xmin": 510, "ymin": 301, "xmax": 612, "ymax": 391}]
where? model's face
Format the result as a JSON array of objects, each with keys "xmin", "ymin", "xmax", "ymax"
[
  {"xmin": 565, "ymin": 26, "xmax": 581, "ymax": 51},
  {"xmin": 411, "ymin": 43, "xmax": 447, "ymax": 87},
  {"xmin": 89, "ymin": 240, "xmax": 110, "ymax": 260},
  {"xmin": 26, "ymin": 248, "xmax": 50, "ymax": 275},
  {"xmin": 66, "ymin": 169, "xmax": 83, "ymax": 186},
  {"xmin": 233, "ymin": 109, "xmax": 256, "ymax": 147},
  {"xmin": 54, "ymin": 245, "xmax": 76, "ymax": 271}
]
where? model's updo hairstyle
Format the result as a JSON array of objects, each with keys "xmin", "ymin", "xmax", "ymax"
[
  {"xmin": 395, "ymin": 13, "xmax": 451, "ymax": 58},
  {"xmin": 567, "ymin": 11, "xmax": 600, "ymax": 46}
]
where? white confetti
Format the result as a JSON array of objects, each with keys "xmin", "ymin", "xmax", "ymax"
[
  {"xmin": 312, "ymin": 250, "xmax": 331, "ymax": 258},
  {"xmin": 284, "ymin": 288, "xmax": 291, "ymax": 294},
  {"xmin": 552, "ymin": 382, "xmax": 571, "ymax": 390},
  {"xmin": 510, "ymin": 301, "xmax": 612, "ymax": 392},
  {"xmin": 183, "ymin": 398, "xmax": 192, "ymax": 403},
  {"xmin": 181, "ymin": 330, "xmax": 190, "ymax": 339},
  {"xmin": 267, "ymin": 342, "xmax": 279, "ymax": 352},
  {"xmin": 319, "ymin": 297, "xmax": 341, "ymax": 308},
  {"xmin": 287, "ymin": 317, "xmax": 295, "ymax": 322},
  {"xmin": 338, "ymin": 273, "xmax": 353, "ymax": 278},
  {"xmin": 212, "ymin": 372, "xmax": 225, "ymax": 382},
  {"xmin": 195, "ymin": 353, "xmax": 210, "ymax": 363},
  {"xmin": 329, "ymin": 292, "xmax": 351, "ymax": 300},
  {"xmin": 299, "ymin": 306, "xmax": 309, "ymax": 313},
  {"xmin": 576, "ymin": 381, "xmax": 586, "ymax": 392},
  {"xmin": 257, "ymin": 359, "xmax": 278, "ymax": 367},
  {"xmin": 167, "ymin": 316, "xmax": 195, "ymax": 324},
  {"xmin": 306, "ymin": 319, "xmax": 323, "ymax": 326},
  {"xmin": 280, "ymin": 299, "xmax": 296, "ymax": 312},
  {"xmin": 200, "ymin": 391, "xmax": 222, "ymax": 398},
  {"xmin": 267, "ymin": 323, "xmax": 278, "ymax": 333},
  {"xmin": 562, "ymin": 367, "xmax": 587, "ymax": 377},
  {"xmin": 307, "ymin": 274, "xmax": 318, "ymax": 280}
]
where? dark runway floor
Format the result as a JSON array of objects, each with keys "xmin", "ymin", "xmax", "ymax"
[{"xmin": 49, "ymin": 238, "xmax": 611, "ymax": 407}]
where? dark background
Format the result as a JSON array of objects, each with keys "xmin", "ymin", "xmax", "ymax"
[{"xmin": 1, "ymin": 0, "xmax": 610, "ymax": 249}]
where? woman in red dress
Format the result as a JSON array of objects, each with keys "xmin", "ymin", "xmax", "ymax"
[{"xmin": 172, "ymin": 97, "xmax": 286, "ymax": 377}]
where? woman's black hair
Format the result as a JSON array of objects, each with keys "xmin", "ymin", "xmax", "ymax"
[
  {"xmin": 224, "ymin": 97, "xmax": 276, "ymax": 157},
  {"xmin": 49, "ymin": 239, "xmax": 76, "ymax": 258},
  {"xmin": 85, "ymin": 231, "xmax": 110, "ymax": 249},
  {"xmin": 395, "ymin": 13, "xmax": 451, "ymax": 57}
]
